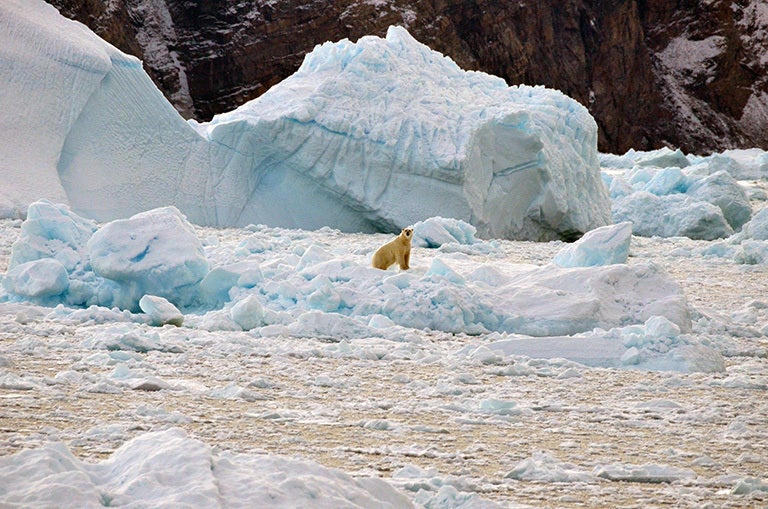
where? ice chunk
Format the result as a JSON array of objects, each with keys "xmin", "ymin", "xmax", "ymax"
[
  {"xmin": 734, "ymin": 208, "xmax": 768, "ymax": 240},
  {"xmin": 87, "ymin": 206, "xmax": 209, "ymax": 308},
  {"xmin": 479, "ymin": 399, "xmax": 521, "ymax": 416},
  {"xmin": 296, "ymin": 244, "xmax": 335, "ymax": 271},
  {"xmin": 735, "ymin": 240, "xmax": 768, "ymax": 264},
  {"xmin": 3, "ymin": 204, "xmax": 691, "ymax": 339},
  {"xmin": 3, "ymin": 258, "xmax": 68, "ymax": 299},
  {"xmin": 620, "ymin": 346, "xmax": 642, "ymax": 365},
  {"xmin": 199, "ymin": 262, "xmax": 262, "ymax": 307},
  {"xmin": 644, "ymin": 315, "xmax": 680, "ymax": 338},
  {"xmin": 368, "ymin": 314, "xmax": 396, "ymax": 329},
  {"xmin": 493, "ymin": 262, "xmax": 691, "ymax": 336},
  {"xmin": 594, "ymin": 462, "xmax": 696, "ymax": 483},
  {"xmin": 685, "ymin": 170, "xmax": 751, "ymax": 231},
  {"xmin": 643, "ymin": 167, "xmax": 689, "ymax": 195},
  {"xmin": 9, "ymin": 200, "xmax": 96, "ymax": 271},
  {"xmin": 665, "ymin": 344, "xmax": 726, "ymax": 373},
  {"xmin": 553, "ymin": 222, "xmax": 632, "ymax": 268},
  {"xmin": 732, "ymin": 477, "xmax": 768, "ymax": 495},
  {"xmin": 413, "ymin": 484, "xmax": 504, "ymax": 508},
  {"xmin": 613, "ymin": 191, "xmax": 733, "ymax": 240},
  {"xmin": 230, "ymin": 295, "xmax": 265, "ymax": 331},
  {"xmin": 729, "ymin": 209, "xmax": 768, "ymax": 265},
  {"xmin": 608, "ymin": 174, "xmax": 634, "ymax": 199},
  {"xmin": 480, "ymin": 309, "xmax": 723, "ymax": 373},
  {"xmin": 0, "ymin": 428, "xmax": 414, "ymax": 508},
  {"xmin": 701, "ymin": 149, "xmax": 768, "ymax": 180},
  {"xmin": 602, "ymin": 149, "xmax": 757, "ymax": 239},
  {"xmin": 505, "ymin": 451, "xmax": 598, "ymax": 482},
  {"xmin": 139, "ymin": 295, "xmax": 184, "ymax": 327},
  {"xmin": 412, "ymin": 217, "xmax": 477, "ymax": 248},
  {"xmin": 83, "ymin": 324, "xmax": 184, "ymax": 353},
  {"xmin": 425, "ymin": 258, "xmax": 465, "ymax": 285},
  {"xmin": 635, "ymin": 147, "xmax": 690, "ymax": 168},
  {"xmin": 599, "ymin": 149, "xmax": 639, "ymax": 169}
]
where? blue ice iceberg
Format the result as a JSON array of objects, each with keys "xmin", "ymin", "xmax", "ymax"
[
  {"xmin": 199, "ymin": 26, "xmax": 612, "ymax": 240},
  {"xmin": 1, "ymin": 0, "xmax": 611, "ymax": 240}
]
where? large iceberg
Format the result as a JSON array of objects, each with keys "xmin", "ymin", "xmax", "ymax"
[
  {"xmin": 0, "ymin": 0, "xmax": 611, "ymax": 241},
  {"xmin": 0, "ymin": 0, "xmax": 210, "ymax": 221},
  {"xmin": 197, "ymin": 26, "xmax": 611, "ymax": 240}
]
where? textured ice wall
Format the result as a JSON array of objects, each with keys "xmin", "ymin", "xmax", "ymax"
[
  {"xmin": 0, "ymin": 0, "xmax": 210, "ymax": 223},
  {"xmin": 0, "ymin": 0, "xmax": 98, "ymax": 214}
]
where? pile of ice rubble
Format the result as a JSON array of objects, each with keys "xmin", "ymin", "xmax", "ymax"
[
  {"xmin": 3, "ymin": 200, "xmax": 736, "ymax": 374},
  {"xmin": 602, "ymin": 147, "xmax": 766, "ymax": 240}
]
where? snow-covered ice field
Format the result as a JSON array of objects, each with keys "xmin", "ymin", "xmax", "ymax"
[{"xmin": 1, "ymin": 195, "xmax": 767, "ymax": 507}]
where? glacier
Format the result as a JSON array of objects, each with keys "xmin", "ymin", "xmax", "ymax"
[{"xmin": 0, "ymin": 0, "xmax": 610, "ymax": 241}]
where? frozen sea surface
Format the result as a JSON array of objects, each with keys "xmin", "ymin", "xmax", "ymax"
[{"xmin": 1, "ymin": 211, "xmax": 767, "ymax": 507}]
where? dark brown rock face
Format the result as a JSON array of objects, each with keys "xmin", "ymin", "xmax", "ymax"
[{"xmin": 49, "ymin": 0, "xmax": 768, "ymax": 154}]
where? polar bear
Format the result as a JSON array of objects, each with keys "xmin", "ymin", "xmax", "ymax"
[{"xmin": 371, "ymin": 228, "xmax": 413, "ymax": 270}]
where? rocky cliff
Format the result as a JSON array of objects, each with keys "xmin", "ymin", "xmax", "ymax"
[{"xmin": 49, "ymin": 0, "xmax": 768, "ymax": 154}]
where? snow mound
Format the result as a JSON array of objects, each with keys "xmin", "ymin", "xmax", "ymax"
[
  {"xmin": 1, "ymin": 1, "xmax": 611, "ymax": 240},
  {"xmin": 0, "ymin": 427, "xmax": 413, "ymax": 508}
]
